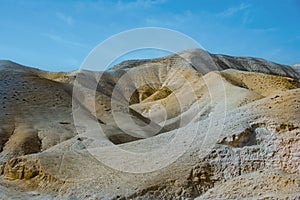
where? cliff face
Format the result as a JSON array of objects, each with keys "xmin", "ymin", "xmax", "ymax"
[{"xmin": 0, "ymin": 50, "xmax": 299, "ymax": 199}]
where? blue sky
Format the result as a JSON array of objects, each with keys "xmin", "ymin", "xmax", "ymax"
[{"xmin": 0, "ymin": 0, "xmax": 299, "ymax": 71}]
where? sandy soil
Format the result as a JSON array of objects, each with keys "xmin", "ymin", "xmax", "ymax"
[{"xmin": 0, "ymin": 49, "xmax": 299, "ymax": 199}]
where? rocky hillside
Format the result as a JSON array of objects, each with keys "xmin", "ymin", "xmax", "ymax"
[
  {"xmin": 293, "ymin": 63, "xmax": 300, "ymax": 75},
  {"xmin": 0, "ymin": 49, "xmax": 299, "ymax": 199}
]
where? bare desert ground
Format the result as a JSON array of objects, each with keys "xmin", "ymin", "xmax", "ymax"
[{"xmin": 0, "ymin": 49, "xmax": 299, "ymax": 199}]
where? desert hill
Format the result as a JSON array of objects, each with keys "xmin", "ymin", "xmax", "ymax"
[
  {"xmin": 293, "ymin": 63, "xmax": 300, "ymax": 75},
  {"xmin": 0, "ymin": 49, "xmax": 299, "ymax": 199}
]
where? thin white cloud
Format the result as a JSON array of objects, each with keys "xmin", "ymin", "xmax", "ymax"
[
  {"xmin": 116, "ymin": 0, "xmax": 167, "ymax": 10},
  {"xmin": 284, "ymin": 35, "xmax": 300, "ymax": 43},
  {"xmin": 56, "ymin": 12, "xmax": 73, "ymax": 26},
  {"xmin": 145, "ymin": 10, "xmax": 193, "ymax": 27},
  {"xmin": 242, "ymin": 10, "xmax": 252, "ymax": 25},
  {"xmin": 218, "ymin": 3, "xmax": 250, "ymax": 17},
  {"xmin": 43, "ymin": 33, "xmax": 85, "ymax": 48},
  {"xmin": 63, "ymin": 58, "xmax": 80, "ymax": 67},
  {"xmin": 251, "ymin": 27, "xmax": 277, "ymax": 33}
]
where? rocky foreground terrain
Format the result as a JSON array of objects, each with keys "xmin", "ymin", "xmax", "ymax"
[{"xmin": 0, "ymin": 49, "xmax": 299, "ymax": 199}]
